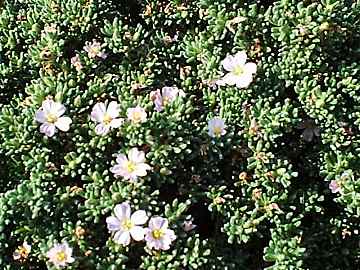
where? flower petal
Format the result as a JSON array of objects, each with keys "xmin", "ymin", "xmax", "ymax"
[
  {"xmin": 134, "ymin": 163, "xmax": 151, "ymax": 177},
  {"xmin": 107, "ymin": 101, "xmax": 120, "ymax": 118},
  {"xmin": 233, "ymin": 51, "xmax": 247, "ymax": 66},
  {"xmin": 131, "ymin": 210, "xmax": 148, "ymax": 225},
  {"xmin": 40, "ymin": 123, "xmax": 56, "ymax": 137},
  {"xmin": 128, "ymin": 148, "xmax": 145, "ymax": 163},
  {"xmin": 35, "ymin": 110, "xmax": 47, "ymax": 123},
  {"xmin": 113, "ymin": 231, "xmax": 131, "ymax": 246},
  {"xmin": 95, "ymin": 124, "xmax": 110, "ymax": 135},
  {"xmin": 106, "ymin": 216, "xmax": 121, "ymax": 231},
  {"xmin": 149, "ymin": 217, "xmax": 167, "ymax": 230},
  {"xmin": 110, "ymin": 118, "xmax": 124, "ymax": 128},
  {"xmin": 91, "ymin": 102, "xmax": 106, "ymax": 123},
  {"xmin": 114, "ymin": 202, "xmax": 131, "ymax": 220},
  {"xmin": 235, "ymin": 74, "xmax": 253, "ymax": 88},
  {"xmin": 42, "ymin": 99, "xmax": 54, "ymax": 113},
  {"xmin": 130, "ymin": 226, "xmax": 145, "ymax": 241},
  {"xmin": 222, "ymin": 55, "xmax": 236, "ymax": 72},
  {"xmin": 55, "ymin": 117, "xmax": 72, "ymax": 132},
  {"xmin": 53, "ymin": 102, "xmax": 66, "ymax": 117},
  {"xmin": 244, "ymin": 62, "xmax": 257, "ymax": 74}
]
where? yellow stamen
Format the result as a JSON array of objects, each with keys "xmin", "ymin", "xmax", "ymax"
[
  {"xmin": 56, "ymin": 251, "xmax": 67, "ymax": 262},
  {"xmin": 213, "ymin": 126, "xmax": 222, "ymax": 136},
  {"xmin": 126, "ymin": 161, "xmax": 136, "ymax": 173},
  {"xmin": 152, "ymin": 229, "xmax": 164, "ymax": 239},
  {"xmin": 103, "ymin": 113, "xmax": 112, "ymax": 125},
  {"xmin": 233, "ymin": 66, "xmax": 244, "ymax": 76},
  {"xmin": 122, "ymin": 219, "xmax": 133, "ymax": 230},
  {"xmin": 46, "ymin": 113, "xmax": 58, "ymax": 124},
  {"xmin": 132, "ymin": 112, "xmax": 142, "ymax": 122}
]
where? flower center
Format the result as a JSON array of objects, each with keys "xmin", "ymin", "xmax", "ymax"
[
  {"xmin": 90, "ymin": 47, "xmax": 100, "ymax": 56},
  {"xmin": 46, "ymin": 113, "xmax": 58, "ymax": 124},
  {"xmin": 126, "ymin": 161, "xmax": 136, "ymax": 173},
  {"xmin": 213, "ymin": 126, "xmax": 222, "ymax": 136},
  {"xmin": 122, "ymin": 219, "xmax": 134, "ymax": 230},
  {"xmin": 132, "ymin": 112, "xmax": 142, "ymax": 122},
  {"xmin": 103, "ymin": 113, "xmax": 112, "ymax": 125},
  {"xmin": 162, "ymin": 96, "xmax": 170, "ymax": 106},
  {"xmin": 56, "ymin": 251, "xmax": 67, "ymax": 262},
  {"xmin": 152, "ymin": 229, "xmax": 164, "ymax": 240},
  {"xmin": 233, "ymin": 66, "xmax": 244, "ymax": 76}
]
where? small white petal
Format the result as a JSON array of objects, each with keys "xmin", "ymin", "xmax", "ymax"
[
  {"xmin": 114, "ymin": 231, "xmax": 131, "ymax": 246},
  {"xmin": 114, "ymin": 202, "xmax": 131, "ymax": 220},
  {"xmin": 128, "ymin": 148, "xmax": 145, "ymax": 163},
  {"xmin": 40, "ymin": 123, "xmax": 56, "ymax": 137},
  {"xmin": 95, "ymin": 124, "xmax": 110, "ymax": 135},
  {"xmin": 55, "ymin": 117, "xmax": 72, "ymax": 132},
  {"xmin": 130, "ymin": 226, "xmax": 145, "ymax": 241},
  {"xmin": 222, "ymin": 55, "xmax": 236, "ymax": 72},
  {"xmin": 235, "ymin": 74, "xmax": 253, "ymax": 88},
  {"xmin": 106, "ymin": 216, "xmax": 121, "ymax": 231},
  {"xmin": 134, "ymin": 163, "xmax": 151, "ymax": 177},
  {"xmin": 233, "ymin": 51, "xmax": 247, "ymax": 66},
  {"xmin": 107, "ymin": 101, "xmax": 120, "ymax": 118},
  {"xmin": 110, "ymin": 118, "xmax": 124, "ymax": 128},
  {"xmin": 42, "ymin": 99, "xmax": 54, "ymax": 113},
  {"xmin": 115, "ymin": 154, "xmax": 128, "ymax": 164},
  {"xmin": 91, "ymin": 103, "xmax": 106, "ymax": 122},
  {"xmin": 221, "ymin": 73, "xmax": 238, "ymax": 85},
  {"xmin": 131, "ymin": 210, "xmax": 148, "ymax": 225},
  {"xmin": 35, "ymin": 110, "xmax": 47, "ymax": 123},
  {"xmin": 244, "ymin": 62, "xmax": 257, "ymax": 74},
  {"xmin": 53, "ymin": 102, "xmax": 66, "ymax": 117}
]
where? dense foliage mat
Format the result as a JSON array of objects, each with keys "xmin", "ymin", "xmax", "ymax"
[{"xmin": 1, "ymin": 0, "xmax": 360, "ymax": 269}]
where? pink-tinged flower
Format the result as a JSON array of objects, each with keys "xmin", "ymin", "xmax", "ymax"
[
  {"xmin": 182, "ymin": 219, "xmax": 197, "ymax": 232},
  {"xmin": 71, "ymin": 54, "xmax": 83, "ymax": 72},
  {"xmin": 90, "ymin": 101, "xmax": 124, "ymax": 136},
  {"xmin": 46, "ymin": 242, "xmax": 75, "ymax": 268},
  {"xmin": 208, "ymin": 117, "xmax": 226, "ymax": 138},
  {"xmin": 13, "ymin": 241, "xmax": 31, "ymax": 261},
  {"xmin": 144, "ymin": 217, "xmax": 176, "ymax": 250},
  {"xmin": 106, "ymin": 202, "xmax": 148, "ymax": 246},
  {"xmin": 216, "ymin": 51, "xmax": 257, "ymax": 88},
  {"xmin": 84, "ymin": 40, "xmax": 107, "ymax": 59},
  {"xmin": 35, "ymin": 99, "xmax": 72, "ymax": 137},
  {"xmin": 127, "ymin": 106, "xmax": 147, "ymax": 124},
  {"xmin": 329, "ymin": 180, "xmax": 341, "ymax": 193},
  {"xmin": 150, "ymin": 86, "xmax": 185, "ymax": 112},
  {"xmin": 110, "ymin": 148, "xmax": 151, "ymax": 181}
]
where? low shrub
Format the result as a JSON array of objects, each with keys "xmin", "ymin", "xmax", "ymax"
[{"xmin": 0, "ymin": 0, "xmax": 359, "ymax": 269}]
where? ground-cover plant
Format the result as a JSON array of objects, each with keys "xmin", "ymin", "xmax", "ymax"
[{"xmin": 1, "ymin": 0, "xmax": 360, "ymax": 269}]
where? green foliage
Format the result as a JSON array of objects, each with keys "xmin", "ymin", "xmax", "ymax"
[{"xmin": 1, "ymin": 0, "xmax": 360, "ymax": 269}]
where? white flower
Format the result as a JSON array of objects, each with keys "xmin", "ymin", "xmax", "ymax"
[
  {"xmin": 90, "ymin": 101, "xmax": 124, "ymax": 135},
  {"xmin": 13, "ymin": 241, "xmax": 31, "ymax": 261},
  {"xmin": 35, "ymin": 99, "xmax": 72, "ymax": 137},
  {"xmin": 150, "ymin": 86, "xmax": 185, "ymax": 112},
  {"xmin": 110, "ymin": 148, "xmax": 151, "ymax": 181},
  {"xmin": 208, "ymin": 117, "xmax": 226, "ymax": 138},
  {"xmin": 144, "ymin": 217, "xmax": 176, "ymax": 250},
  {"xmin": 46, "ymin": 242, "xmax": 75, "ymax": 268},
  {"xmin": 106, "ymin": 202, "xmax": 148, "ymax": 246},
  {"xmin": 127, "ymin": 106, "xmax": 147, "ymax": 124},
  {"xmin": 216, "ymin": 51, "xmax": 257, "ymax": 88},
  {"xmin": 71, "ymin": 54, "xmax": 83, "ymax": 72},
  {"xmin": 83, "ymin": 40, "xmax": 107, "ymax": 59}
]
